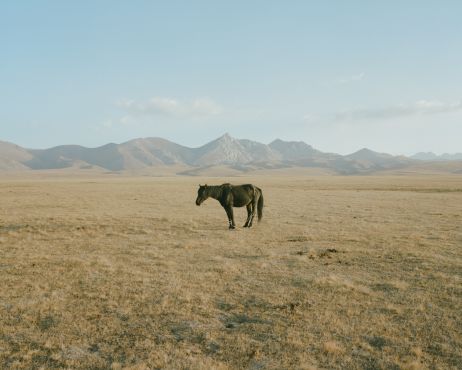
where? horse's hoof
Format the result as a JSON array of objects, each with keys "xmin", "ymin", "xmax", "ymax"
[{"xmin": 229, "ymin": 225, "xmax": 236, "ymax": 230}]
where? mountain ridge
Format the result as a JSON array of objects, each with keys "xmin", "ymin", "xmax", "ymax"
[
  {"xmin": 411, "ymin": 152, "xmax": 462, "ymax": 161},
  {"xmin": 0, "ymin": 135, "xmax": 461, "ymax": 175}
]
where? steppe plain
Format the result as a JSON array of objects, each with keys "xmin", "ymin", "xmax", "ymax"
[{"xmin": 0, "ymin": 172, "xmax": 461, "ymax": 369}]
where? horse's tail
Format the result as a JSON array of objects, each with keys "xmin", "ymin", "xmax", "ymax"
[{"xmin": 257, "ymin": 188, "xmax": 264, "ymax": 222}]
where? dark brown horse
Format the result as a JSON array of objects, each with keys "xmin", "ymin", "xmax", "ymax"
[{"xmin": 196, "ymin": 183, "xmax": 264, "ymax": 229}]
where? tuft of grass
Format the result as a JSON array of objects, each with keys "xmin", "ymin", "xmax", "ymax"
[
  {"xmin": 323, "ymin": 341, "xmax": 344, "ymax": 353},
  {"xmin": 37, "ymin": 314, "xmax": 57, "ymax": 331}
]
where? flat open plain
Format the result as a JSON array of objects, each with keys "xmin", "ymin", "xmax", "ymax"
[{"xmin": 0, "ymin": 174, "xmax": 461, "ymax": 369}]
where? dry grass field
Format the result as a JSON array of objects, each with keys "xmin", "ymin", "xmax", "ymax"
[{"xmin": 1, "ymin": 174, "xmax": 461, "ymax": 369}]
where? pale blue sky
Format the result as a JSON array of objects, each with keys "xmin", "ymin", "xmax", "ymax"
[{"xmin": 1, "ymin": 1, "xmax": 461, "ymax": 154}]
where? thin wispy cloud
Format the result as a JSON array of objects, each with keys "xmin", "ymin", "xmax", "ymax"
[
  {"xmin": 302, "ymin": 114, "xmax": 317, "ymax": 122},
  {"xmin": 338, "ymin": 72, "xmax": 365, "ymax": 85},
  {"xmin": 335, "ymin": 100, "xmax": 462, "ymax": 121},
  {"xmin": 117, "ymin": 97, "xmax": 222, "ymax": 118},
  {"xmin": 322, "ymin": 72, "xmax": 366, "ymax": 88}
]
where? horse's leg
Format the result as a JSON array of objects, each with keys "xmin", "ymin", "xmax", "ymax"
[
  {"xmin": 244, "ymin": 204, "xmax": 252, "ymax": 227},
  {"xmin": 248, "ymin": 196, "xmax": 259, "ymax": 228},
  {"xmin": 225, "ymin": 206, "xmax": 235, "ymax": 229}
]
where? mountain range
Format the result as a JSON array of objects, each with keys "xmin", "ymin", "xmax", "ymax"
[
  {"xmin": 0, "ymin": 134, "xmax": 461, "ymax": 175},
  {"xmin": 410, "ymin": 152, "xmax": 462, "ymax": 161}
]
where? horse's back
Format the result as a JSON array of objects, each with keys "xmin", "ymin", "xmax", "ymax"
[{"xmin": 230, "ymin": 184, "xmax": 254, "ymax": 195}]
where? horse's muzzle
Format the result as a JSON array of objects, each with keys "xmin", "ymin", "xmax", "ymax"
[{"xmin": 196, "ymin": 199, "xmax": 202, "ymax": 206}]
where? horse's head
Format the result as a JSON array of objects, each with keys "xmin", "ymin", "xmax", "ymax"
[{"xmin": 196, "ymin": 184, "xmax": 209, "ymax": 206}]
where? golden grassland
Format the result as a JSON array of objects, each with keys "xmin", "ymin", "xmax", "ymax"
[{"xmin": 0, "ymin": 174, "xmax": 461, "ymax": 369}]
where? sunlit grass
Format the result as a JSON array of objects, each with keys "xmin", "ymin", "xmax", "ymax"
[{"xmin": 1, "ymin": 174, "xmax": 461, "ymax": 369}]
